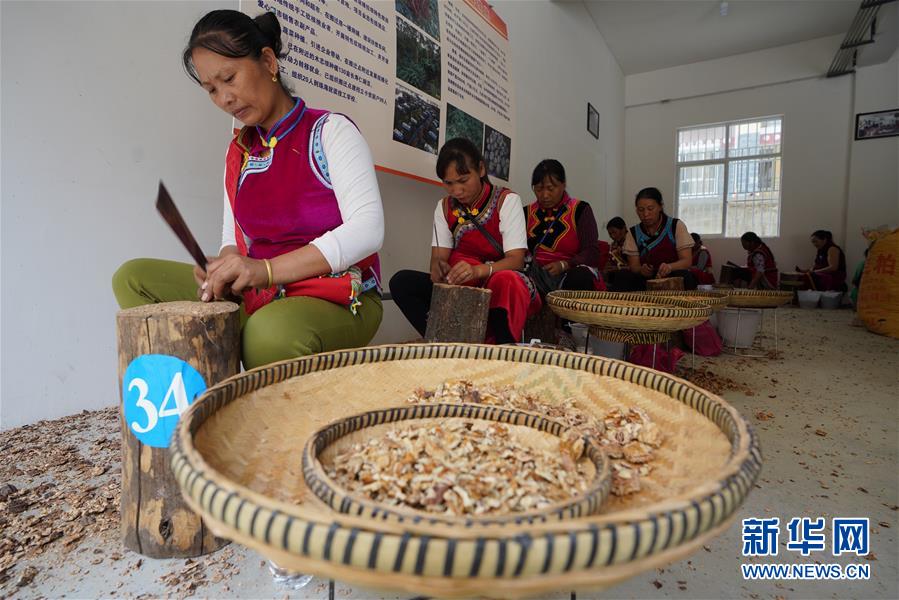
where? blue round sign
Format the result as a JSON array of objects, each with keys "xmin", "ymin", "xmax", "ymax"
[{"xmin": 122, "ymin": 354, "xmax": 207, "ymax": 448}]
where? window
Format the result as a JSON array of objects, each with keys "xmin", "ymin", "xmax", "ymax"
[{"xmin": 676, "ymin": 117, "xmax": 782, "ymax": 237}]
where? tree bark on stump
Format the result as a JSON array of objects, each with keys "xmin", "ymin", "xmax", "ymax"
[
  {"xmin": 116, "ymin": 301, "xmax": 240, "ymax": 558},
  {"xmin": 523, "ymin": 301, "xmax": 558, "ymax": 344},
  {"xmin": 647, "ymin": 277, "xmax": 684, "ymax": 291},
  {"xmin": 425, "ymin": 283, "xmax": 492, "ymax": 343}
]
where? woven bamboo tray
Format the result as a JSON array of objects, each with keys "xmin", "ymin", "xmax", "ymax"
[
  {"xmin": 302, "ymin": 402, "xmax": 611, "ymax": 526},
  {"xmin": 587, "ymin": 327, "xmax": 672, "ymax": 344},
  {"xmin": 727, "ymin": 289, "xmax": 793, "ymax": 308},
  {"xmin": 641, "ymin": 290, "xmax": 730, "ymax": 312},
  {"xmin": 546, "ymin": 291, "xmax": 711, "ymax": 331},
  {"xmin": 172, "ymin": 344, "xmax": 761, "ymax": 598}
]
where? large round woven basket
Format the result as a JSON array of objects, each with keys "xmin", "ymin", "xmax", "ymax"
[
  {"xmin": 546, "ymin": 291, "xmax": 711, "ymax": 331},
  {"xmin": 171, "ymin": 344, "xmax": 761, "ymax": 599},
  {"xmin": 641, "ymin": 290, "xmax": 730, "ymax": 312},
  {"xmin": 727, "ymin": 289, "xmax": 793, "ymax": 308}
]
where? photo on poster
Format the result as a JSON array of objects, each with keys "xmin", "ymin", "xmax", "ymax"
[
  {"xmin": 396, "ymin": 0, "xmax": 440, "ymax": 41},
  {"xmin": 396, "ymin": 15, "xmax": 442, "ymax": 100},
  {"xmin": 392, "ymin": 86, "xmax": 441, "ymax": 154},
  {"xmin": 446, "ymin": 104, "xmax": 484, "ymax": 151},
  {"xmin": 484, "ymin": 125, "xmax": 511, "ymax": 180}
]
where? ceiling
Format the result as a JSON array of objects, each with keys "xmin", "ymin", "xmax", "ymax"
[{"xmin": 581, "ymin": 0, "xmax": 864, "ymax": 75}]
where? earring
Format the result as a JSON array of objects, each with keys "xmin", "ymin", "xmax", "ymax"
[{"xmin": 271, "ymin": 73, "xmax": 278, "ymax": 82}]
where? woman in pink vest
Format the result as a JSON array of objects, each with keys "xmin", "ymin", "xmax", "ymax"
[
  {"xmin": 689, "ymin": 232, "xmax": 716, "ymax": 285},
  {"xmin": 800, "ymin": 230, "xmax": 847, "ymax": 291},
  {"xmin": 112, "ymin": 10, "xmax": 384, "ymax": 369},
  {"xmin": 525, "ymin": 159, "xmax": 604, "ymax": 296},
  {"xmin": 389, "ymin": 138, "xmax": 541, "ymax": 343},
  {"xmin": 737, "ymin": 231, "xmax": 779, "ymax": 289},
  {"xmin": 613, "ymin": 187, "xmax": 697, "ymax": 291}
]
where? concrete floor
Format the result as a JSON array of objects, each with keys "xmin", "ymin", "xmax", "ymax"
[{"xmin": 4, "ymin": 307, "xmax": 897, "ymax": 599}]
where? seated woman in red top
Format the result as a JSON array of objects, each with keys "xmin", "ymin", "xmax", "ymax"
[
  {"xmin": 735, "ymin": 231, "xmax": 779, "ymax": 289},
  {"xmin": 525, "ymin": 159, "xmax": 604, "ymax": 296},
  {"xmin": 604, "ymin": 216, "xmax": 629, "ymax": 272},
  {"xmin": 799, "ymin": 230, "xmax": 847, "ymax": 291},
  {"xmin": 688, "ymin": 233, "xmax": 715, "ymax": 285},
  {"xmin": 389, "ymin": 138, "xmax": 540, "ymax": 343},
  {"xmin": 612, "ymin": 187, "xmax": 697, "ymax": 291}
]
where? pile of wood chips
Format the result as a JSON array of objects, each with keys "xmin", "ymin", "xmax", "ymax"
[
  {"xmin": 328, "ymin": 420, "xmax": 590, "ymax": 516},
  {"xmin": 408, "ymin": 381, "xmax": 665, "ymax": 497},
  {"xmin": 0, "ymin": 408, "xmax": 243, "ymax": 598},
  {"xmin": 678, "ymin": 366, "xmax": 750, "ymax": 396},
  {"xmin": 0, "ymin": 407, "xmax": 120, "ymax": 591}
]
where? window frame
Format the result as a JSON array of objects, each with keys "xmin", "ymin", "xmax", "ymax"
[{"xmin": 674, "ymin": 115, "xmax": 784, "ymax": 239}]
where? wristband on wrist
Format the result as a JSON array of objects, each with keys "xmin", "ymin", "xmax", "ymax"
[{"xmin": 263, "ymin": 258, "xmax": 273, "ymax": 288}]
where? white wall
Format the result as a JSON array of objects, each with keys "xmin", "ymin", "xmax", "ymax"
[
  {"xmin": 1, "ymin": 1, "xmax": 235, "ymax": 429},
  {"xmin": 623, "ymin": 37, "xmax": 898, "ymax": 276},
  {"xmin": 846, "ymin": 50, "xmax": 899, "ymax": 264},
  {"xmin": 1, "ymin": 1, "xmax": 624, "ymax": 428}
]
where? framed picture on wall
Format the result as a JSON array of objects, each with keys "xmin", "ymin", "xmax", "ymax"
[
  {"xmin": 587, "ymin": 103, "xmax": 600, "ymax": 139},
  {"xmin": 855, "ymin": 108, "xmax": 899, "ymax": 140}
]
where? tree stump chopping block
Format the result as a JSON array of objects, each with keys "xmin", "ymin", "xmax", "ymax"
[
  {"xmin": 523, "ymin": 300, "xmax": 558, "ymax": 345},
  {"xmin": 647, "ymin": 277, "xmax": 684, "ymax": 291},
  {"xmin": 116, "ymin": 301, "xmax": 240, "ymax": 557},
  {"xmin": 425, "ymin": 283, "xmax": 492, "ymax": 343}
]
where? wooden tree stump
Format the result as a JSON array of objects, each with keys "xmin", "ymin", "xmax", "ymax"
[
  {"xmin": 647, "ymin": 277, "xmax": 684, "ymax": 291},
  {"xmin": 425, "ymin": 283, "xmax": 492, "ymax": 343},
  {"xmin": 116, "ymin": 301, "xmax": 240, "ymax": 558},
  {"xmin": 523, "ymin": 301, "xmax": 558, "ymax": 345}
]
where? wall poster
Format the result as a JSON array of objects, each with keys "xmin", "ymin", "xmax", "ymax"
[{"xmin": 242, "ymin": 0, "xmax": 515, "ymax": 185}]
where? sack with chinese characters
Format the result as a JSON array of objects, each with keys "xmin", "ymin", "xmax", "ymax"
[{"xmin": 858, "ymin": 228, "xmax": 899, "ymax": 339}]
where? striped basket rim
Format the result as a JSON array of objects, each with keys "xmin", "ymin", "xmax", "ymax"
[
  {"xmin": 640, "ymin": 290, "xmax": 729, "ymax": 312},
  {"xmin": 171, "ymin": 344, "xmax": 761, "ymax": 594},
  {"xmin": 727, "ymin": 289, "xmax": 794, "ymax": 308},
  {"xmin": 547, "ymin": 291, "xmax": 711, "ymax": 331},
  {"xmin": 302, "ymin": 403, "xmax": 611, "ymax": 527},
  {"xmin": 587, "ymin": 327, "xmax": 672, "ymax": 344}
]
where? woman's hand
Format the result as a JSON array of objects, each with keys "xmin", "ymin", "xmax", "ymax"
[
  {"xmin": 657, "ymin": 262, "xmax": 673, "ymax": 277},
  {"xmin": 445, "ymin": 261, "xmax": 480, "ymax": 286},
  {"xmin": 544, "ymin": 260, "xmax": 568, "ymax": 277},
  {"xmin": 192, "ymin": 258, "xmax": 214, "ymax": 288},
  {"xmin": 430, "ymin": 259, "xmax": 450, "ymax": 284},
  {"xmin": 201, "ymin": 254, "xmax": 268, "ymax": 301},
  {"xmin": 639, "ymin": 263, "xmax": 655, "ymax": 277}
]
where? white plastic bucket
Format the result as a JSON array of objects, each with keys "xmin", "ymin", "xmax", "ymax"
[
  {"xmin": 820, "ymin": 291, "xmax": 843, "ymax": 309},
  {"xmin": 798, "ymin": 289, "xmax": 822, "ymax": 309},
  {"xmin": 569, "ymin": 323, "xmax": 626, "ymax": 359},
  {"xmin": 717, "ymin": 308, "xmax": 762, "ymax": 349}
]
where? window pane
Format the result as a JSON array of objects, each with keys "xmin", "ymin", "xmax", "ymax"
[
  {"xmin": 677, "ymin": 125, "xmax": 726, "ymax": 162},
  {"xmin": 677, "ymin": 164, "xmax": 724, "ymax": 235},
  {"xmin": 725, "ymin": 157, "xmax": 781, "ymax": 237},
  {"xmin": 728, "ymin": 118, "xmax": 782, "ymax": 158}
]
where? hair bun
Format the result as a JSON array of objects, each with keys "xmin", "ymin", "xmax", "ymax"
[{"xmin": 253, "ymin": 11, "xmax": 284, "ymax": 57}]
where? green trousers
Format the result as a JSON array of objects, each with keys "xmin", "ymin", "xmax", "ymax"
[{"xmin": 112, "ymin": 258, "xmax": 383, "ymax": 370}]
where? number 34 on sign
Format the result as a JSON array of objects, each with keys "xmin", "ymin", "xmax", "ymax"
[{"xmin": 122, "ymin": 355, "xmax": 208, "ymax": 448}]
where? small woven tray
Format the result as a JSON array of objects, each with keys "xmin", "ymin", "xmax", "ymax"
[
  {"xmin": 727, "ymin": 289, "xmax": 793, "ymax": 308},
  {"xmin": 642, "ymin": 290, "xmax": 729, "ymax": 312},
  {"xmin": 302, "ymin": 403, "xmax": 611, "ymax": 526},
  {"xmin": 588, "ymin": 327, "xmax": 672, "ymax": 344},
  {"xmin": 547, "ymin": 291, "xmax": 711, "ymax": 331}
]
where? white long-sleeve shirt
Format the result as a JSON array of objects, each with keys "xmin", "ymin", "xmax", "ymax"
[{"xmin": 220, "ymin": 114, "xmax": 384, "ymax": 273}]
